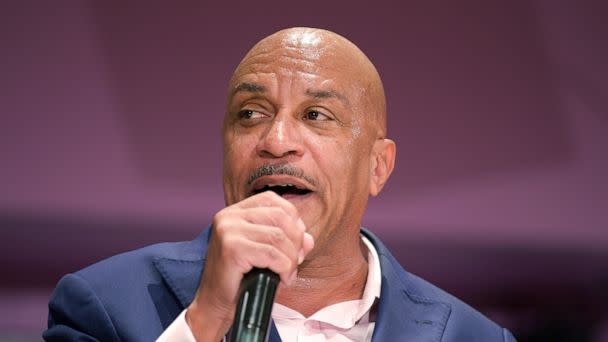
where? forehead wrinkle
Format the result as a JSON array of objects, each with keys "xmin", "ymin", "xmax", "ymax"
[
  {"xmin": 243, "ymin": 53, "xmax": 320, "ymax": 74},
  {"xmin": 240, "ymin": 39, "xmax": 334, "ymax": 73}
]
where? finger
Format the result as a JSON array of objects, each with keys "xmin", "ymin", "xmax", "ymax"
[
  {"xmin": 236, "ymin": 191, "xmax": 300, "ymax": 222},
  {"xmin": 234, "ymin": 237, "xmax": 296, "ymax": 284},
  {"xmin": 300, "ymin": 232, "xmax": 315, "ymax": 263},
  {"xmin": 302, "ymin": 232, "xmax": 314, "ymax": 253},
  {"xmin": 239, "ymin": 223, "xmax": 299, "ymax": 266},
  {"xmin": 239, "ymin": 206, "xmax": 306, "ymax": 246},
  {"xmin": 213, "ymin": 206, "xmax": 301, "ymax": 239}
]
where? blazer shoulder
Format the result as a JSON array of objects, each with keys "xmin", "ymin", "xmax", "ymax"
[
  {"xmin": 362, "ymin": 228, "xmax": 516, "ymax": 341},
  {"xmin": 58, "ymin": 227, "xmax": 211, "ymax": 315},
  {"xmin": 405, "ymin": 271, "xmax": 513, "ymax": 340},
  {"xmin": 45, "ymin": 228, "xmax": 212, "ymax": 341},
  {"xmin": 76, "ymin": 228, "xmax": 209, "ymax": 283}
]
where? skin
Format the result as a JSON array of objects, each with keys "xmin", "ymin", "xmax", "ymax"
[{"xmin": 187, "ymin": 27, "xmax": 396, "ymax": 341}]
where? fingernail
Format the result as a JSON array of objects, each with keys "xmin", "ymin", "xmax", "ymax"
[
  {"xmin": 298, "ymin": 249, "xmax": 305, "ymax": 264},
  {"xmin": 304, "ymin": 232, "xmax": 314, "ymax": 244}
]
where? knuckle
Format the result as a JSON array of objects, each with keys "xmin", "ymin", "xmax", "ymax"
[
  {"xmin": 214, "ymin": 206, "xmax": 230, "ymax": 220},
  {"xmin": 266, "ymin": 229, "xmax": 285, "ymax": 245},
  {"xmin": 264, "ymin": 245, "xmax": 279, "ymax": 261},
  {"xmin": 282, "ymin": 202, "xmax": 298, "ymax": 219},
  {"xmin": 213, "ymin": 209, "xmax": 245, "ymax": 235},
  {"xmin": 271, "ymin": 206, "xmax": 295, "ymax": 224},
  {"xmin": 213, "ymin": 217, "xmax": 231, "ymax": 236},
  {"xmin": 212, "ymin": 210, "xmax": 229, "ymax": 229},
  {"xmin": 284, "ymin": 200, "xmax": 297, "ymax": 212},
  {"xmin": 266, "ymin": 207, "xmax": 285, "ymax": 224},
  {"xmin": 261, "ymin": 190, "xmax": 279, "ymax": 201}
]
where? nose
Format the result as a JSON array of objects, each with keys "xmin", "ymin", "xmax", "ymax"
[{"xmin": 256, "ymin": 114, "xmax": 304, "ymax": 159}]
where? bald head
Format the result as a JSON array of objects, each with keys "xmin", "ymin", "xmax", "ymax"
[{"xmin": 228, "ymin": 27, "xmax": 387, "ymax": 138}]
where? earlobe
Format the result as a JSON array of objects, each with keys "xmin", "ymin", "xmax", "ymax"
[{"xmin": 369, "ymin": 139, "xmax": 396, "ymax": 196}]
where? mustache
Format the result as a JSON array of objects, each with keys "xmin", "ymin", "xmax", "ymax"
[{"xmin": 246, "ymin": 163, "xmax": 318, "ymax": 188}]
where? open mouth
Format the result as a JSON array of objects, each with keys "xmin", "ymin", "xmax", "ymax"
[{"xmin": 252, "ymin": 183, "xmax": 312, "ymax": 198}]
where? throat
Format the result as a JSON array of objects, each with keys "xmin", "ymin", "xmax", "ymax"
[{"xmin": 275, "ymin": 255, "xmax": 369, "ymax": 317}]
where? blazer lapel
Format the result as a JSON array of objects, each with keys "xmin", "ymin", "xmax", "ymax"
[
  {"xmin": 268, "ymin": 322, "xmax": 282, "ymax": 342},
  {"xmin": 154, "ymin": 257, "xmax": 205, "ymax": 308},
  {"xmin": 363, "ymin": 229, "xmax": 452, "ymax": 342},
  {"xmin": 152, "ymin": 229, "xmax": 211, "ymax": 311}
]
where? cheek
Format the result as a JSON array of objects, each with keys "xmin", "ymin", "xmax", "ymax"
[
  {"xmin": 310, "ymin": 136, "xmax": 362, "ymax": 184},
  {"xmin": 223, "ymin": 134, "xmax": 257, "ymax": 185},
  {"xmin": 337, "ymin": 141, "xmax": 372, "ymax": 189},
  {"xmin": 225, "ymin": 133, "xmax": 256, "ymax": 162},
  {"xmin": 223, "ymin": 134, "xmax": 259, "ymax": 203}
]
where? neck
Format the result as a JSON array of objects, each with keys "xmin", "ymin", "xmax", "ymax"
[{"xmin": 275, "ymin": 234, "xmax": 369, "ymax": 317}]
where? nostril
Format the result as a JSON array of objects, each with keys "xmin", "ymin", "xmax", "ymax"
[
  {"xmin": 258, "ymin": 149, "xmax": 299, "ymax": 159},
  {"xmin": 258, "ymin": 141, "xmax": 301, "ymax": 158}
]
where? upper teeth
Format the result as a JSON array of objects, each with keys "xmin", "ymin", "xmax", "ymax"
[{"xmin": 268, "ymin": 184, "xmax": 293, "ymax": 187}]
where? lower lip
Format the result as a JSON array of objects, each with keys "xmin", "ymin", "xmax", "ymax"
[{"xmin": 281, "ymin": 192, "xmax": 313, "ymax": 202}]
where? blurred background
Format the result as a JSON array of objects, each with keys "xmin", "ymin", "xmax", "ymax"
[{"xmin": 1, "ymin": 1, "xmax": 606, "ymax": 341}]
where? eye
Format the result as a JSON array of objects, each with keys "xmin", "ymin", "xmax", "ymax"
[
  {"xmin": 303, "ymin": 110, "xmax": 331, "ymax": 121},
  {"xmin": 238, "ymin": 109, "xmax": 266, "ymax": 120}
]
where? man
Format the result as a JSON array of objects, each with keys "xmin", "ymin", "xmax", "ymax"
[{"xmin": 44, "ymin": 27, "xmax": 517, "ymax": 341}]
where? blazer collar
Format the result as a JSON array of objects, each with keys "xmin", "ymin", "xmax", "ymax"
[{"xmin": 153, "ymin": 227, "xmax": 451, "ymax": 341}]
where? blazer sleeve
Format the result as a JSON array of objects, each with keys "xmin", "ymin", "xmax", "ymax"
[{"xmin": 43, "ymin": 273, "xmax": 120, "ymax": 342}]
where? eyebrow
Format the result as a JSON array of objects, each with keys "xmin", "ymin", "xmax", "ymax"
[
  {"xmin": 306, "ymin": 89, "xmax": 350, "ymax": 107},
  {"xmin": 232, "ymin": 82, "xmax": 266, "ymax": 96}
]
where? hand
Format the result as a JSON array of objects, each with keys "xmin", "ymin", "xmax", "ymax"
[{"xmin": 185, "ymin": 191, "xmax": 315, "ymax": 341}]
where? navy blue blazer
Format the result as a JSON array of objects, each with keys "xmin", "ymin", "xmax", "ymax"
[{"xmin": 44, "ymin": 227, "xmax": 517, "ymax": 341}]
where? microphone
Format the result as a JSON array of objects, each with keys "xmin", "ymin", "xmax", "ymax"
[{"xmin": 229, "ymin": 268, "xmax": 279, "ymax": 342}]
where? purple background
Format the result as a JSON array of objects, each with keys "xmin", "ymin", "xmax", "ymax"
[{"xmin": 1, "ymin": 1, "xmax": 607, "ymax": 340}]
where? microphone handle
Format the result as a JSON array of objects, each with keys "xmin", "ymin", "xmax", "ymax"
[{"xmin": 229, "ymin": 268, "xmax": 279, "ymax": 342}]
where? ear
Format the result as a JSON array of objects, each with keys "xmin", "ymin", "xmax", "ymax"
[{"xmin": 369, "ymin": 138, "xmax": 396, "ymax": 197}]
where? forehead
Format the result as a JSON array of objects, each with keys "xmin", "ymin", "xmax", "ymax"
[{"xmin": 230, "ymin": 35, "xmax": 356, "ymax": 94}]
